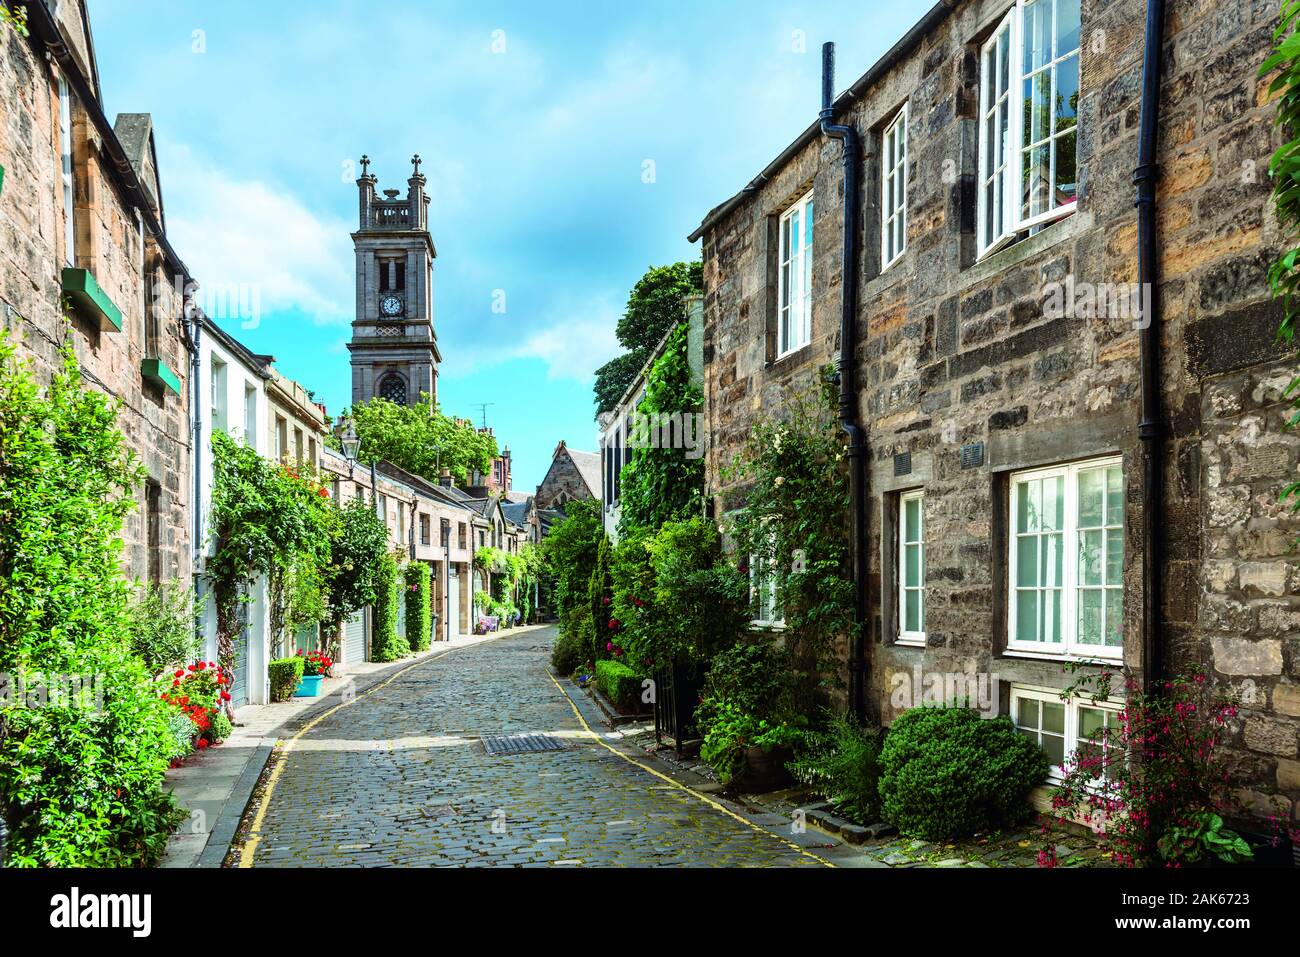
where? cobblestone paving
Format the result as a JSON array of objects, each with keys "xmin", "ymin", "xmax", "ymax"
[{"xmin": 237, "ymin": 627, "xmax": 822, "ymax": 867}]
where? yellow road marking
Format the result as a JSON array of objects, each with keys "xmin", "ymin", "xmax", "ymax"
[
  {"xmin": 545, "ymin": 670, "xmax": 835, "ymax": 868},
  {"xmin": 235, "ymin": 634, "xmax": 513, "ymax": 868}
]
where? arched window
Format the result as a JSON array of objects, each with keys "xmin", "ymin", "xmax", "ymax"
[{"xmin": 378, "ymin": 373, "xmax": 407, "ymax": 405}]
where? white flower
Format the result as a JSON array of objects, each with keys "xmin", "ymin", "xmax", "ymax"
[{"xmin": 774, "ymin": 476, "xmax": 785, "ymax": 487}]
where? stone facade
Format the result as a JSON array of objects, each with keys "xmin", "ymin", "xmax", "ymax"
[
  {"xmin": 0, "ymin": 1, "xmax": 193, "ymax": 588},
  {"xmin": 694, "ymin": 0, "xmax": 1299, "ymax": 823},
  {"xmin": 347, "ymin": 156, "xmax": 441, "ymax": 408},
  {"xmin": 534, "ymin": 440, "xmax": 600, "ymax": 510}
]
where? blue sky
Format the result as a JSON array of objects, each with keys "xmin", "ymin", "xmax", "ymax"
[{"xmin": 92, "ymin": 0, "xmax": 932, "ymax": 489}]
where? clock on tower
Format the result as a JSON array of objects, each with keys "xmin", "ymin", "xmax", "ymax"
[{"xmin": 346, "ymin": 154, "xmax": 441, "ymax": 408}]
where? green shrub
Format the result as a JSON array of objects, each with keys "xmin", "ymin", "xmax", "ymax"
[
  {"xmin": 595, "ymin": 659, "xmax": 644, "ymax": 712},
  {"xmin": 369, "ymin": 553, "xmax": 405, "ymax": 662},
  {"xmin": 878, "ymin": 706, "xmax": 1049, "ymax": 840},
  {"xmin": 789, "ymin": 714, "xmax": 883, "ymax": 824},
  {"xmin": 127, "ymin": 581, "xmax": 200, "ymax": 676},
  {"xmin": 550, "ymin": 626, "xmax": 585, "ymax": 676},
  {"xmin": 588, "ymin": 535, "xmax": 613, "ymax": 663},
  {"xmin": 0, "ymin": 338, "xmax": 182, "ymax": 866},
  {"xmin": 268, "ymin": 657, "xmax": 305, "ymax": 702},
  {"xmin": 165, "ymin": 712, "xmax": 196, "ymax": 762},
  {"xmin": 210, "ymin": 710, "xmax": 233, "ymax": 744},
  {"xmin": 404, "ymin": 562, "xmax": 432, "ymax": 652}
]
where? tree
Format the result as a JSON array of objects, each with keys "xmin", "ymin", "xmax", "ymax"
[
  {"xmin": 319, "ymin": 497, "xmax": 388, "ymax": 655},
  {"xmin": 540, "ymin": 499, "xmax": 603, "ymax": 643},
  {"xmin": 347, "ymin": 394, "xmax": 497, "ymax": 485},
  {"xmin": 594, "ymin": 262, "xmax": 703, "ymax": 413}
]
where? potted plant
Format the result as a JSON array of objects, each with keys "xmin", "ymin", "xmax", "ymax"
[{"xmin": 293, "ymin": 649, "xmax": 333, "ymax": 697}]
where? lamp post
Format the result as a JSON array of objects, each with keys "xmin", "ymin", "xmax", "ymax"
[{"xmin": 341, "ymin": 419, "xmax": 361, "ymax": 479}]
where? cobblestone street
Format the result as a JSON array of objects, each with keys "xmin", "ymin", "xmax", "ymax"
[{"xmin": 231, "ymin": 627, "xmax": 826, "ymax": 867}]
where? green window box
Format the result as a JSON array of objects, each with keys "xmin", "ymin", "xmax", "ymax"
[
  {"xmin": 61, "ymin": 267, "xmax": 123, "ymax": 332},
  {"xmin": 141, "ymin": 357, "xmax": 182, "ymax": 396}
]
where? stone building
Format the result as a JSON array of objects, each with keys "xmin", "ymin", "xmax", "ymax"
[
  {"xmin": 690, "ymin": 0, "xmax": 1299, "ymax": 825},
  {"xmin": 347, "ymin": 155, "xmax": 441, "ymax": 408},
  {"xmin": 534, "ymin": 440, "xmax": 600, "ymax": 510},
  {"xmin": 1, "ymin": 0, "xmax": 194, "ymax": 587}
]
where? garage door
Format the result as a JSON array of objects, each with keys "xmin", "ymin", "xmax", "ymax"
[
  {"xmin": 230, "ymin": 598, "xmax": 249, "ymax": 707},
  {"xmin": 396, "ymin": 586, "xmax": 407, "ymax": 646},
  {"xmin": 343, "ymin": 607, "xmax": 367, "ymax": 664}
]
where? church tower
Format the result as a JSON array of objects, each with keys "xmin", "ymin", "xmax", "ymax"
[{"xmin": 347, "ymin": 154, "xmax": 441, "ymax": 408}]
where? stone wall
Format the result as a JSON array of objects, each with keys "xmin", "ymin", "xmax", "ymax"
[
  {"xmin": 697, "ymin": 0, "xmax": 1298, "ymax": 822},
  {"xmin": 535, "ymin": 442, "xmax": 597, "ymax": 509},
  {"xmin": 0, "ymin": 17, "xmax": 192, "ymax": 587}
]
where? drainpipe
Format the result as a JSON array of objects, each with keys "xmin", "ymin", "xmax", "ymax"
[
  {"xmin": 1134, "ymin": 0, "xmax": 1166, "ymax": 695},
  {"xmin": 820, "ymin": 43, "xmax": 869, "ymax": 722},
  {"xmin": 184, "ymin": 309, "xmax": 203, "ymax": 657}
]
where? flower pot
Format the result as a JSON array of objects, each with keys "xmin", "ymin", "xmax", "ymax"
[
  {"xmin": 737, "ymin": 745, "xmax": 794, "ymax": 793},
  {"xmin": 293, "ymin": 674, "xmax": 325, "ymax": 698}
]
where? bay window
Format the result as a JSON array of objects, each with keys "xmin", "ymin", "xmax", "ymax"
[
  {"xmin": 1007, "ymin": 456, "xmax": 1123, "ymax": 658},
  {"xmin": 978, "ymin": 0, "xmax": 1080, "ymax": 257},
  {"xmin": 777, "ymin": 190, "xmax": 813, "ymax": 357},
  {"xmin": 881, "ymin": 105, "xmax": 908, "ymax": 270},
  {"xmin": 898, "ymin": 490, "xmax": 925, "ymax": 645}
]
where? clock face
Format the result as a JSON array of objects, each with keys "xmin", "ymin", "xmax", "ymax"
[{"xmin": 381, "ymin": 296, "xmax": 402, "ymax": 316}]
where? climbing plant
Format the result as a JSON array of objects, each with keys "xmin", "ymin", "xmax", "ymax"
[
  {"xmin": 405, "ymin": 562, "xmax": 432, "ymax": 652},
  {"xmin": 618, "ymin": 321, "xmax": 705, "ymax": 536},
  {"xmin": 319, "ymin": 496, "xmax": 388, "ymax": 656},
  {"xmin": 369, "ymin": 551, "xmax": 405, "ymax": 662},
  {"xmin": 1265, "ymin": 5, "xmax": 1300, "ymax": 525},
  {"xmin": 0, "ymin": 337, "xmax": 182, "ymax": 866},
  {"xmin": 722, "ymin": 366, "xmax": 853, "ymax": 702},
  {"xmin": 207, "ymin": 433, "xmax": 337, "ymax": 680}
]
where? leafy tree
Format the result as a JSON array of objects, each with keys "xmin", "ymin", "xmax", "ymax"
[
  {"xmin": 594, "ymin": 261, "xmax": 702, "ymax": 413},
  {"xmin": 0, "ymin": 337, "xmax": 182, "ymax": 866},
  {"xmin": 319, "ymin": 497, "xmax": 388, "ymax": 654},
  {"xmin": 405, "ymin": 562, "xmax": 432, "ymax": 652},
  {"xmin": 588, "ymin": 535, "xmax": 614, "ymax": 663},
  {"xmin": 0, "ymin": 3, "xmax": 28, "ymax": 37},
  {"xmin": 618, "ymin": 321, "xmax": 705, "ymax": 534},
  {"xmin": 540, "ymin": 499, "xmax": 603, "ymax": 651},
  {"xmin": 347, "ymin": 394, "xmax": 497, "ymax": 485}
]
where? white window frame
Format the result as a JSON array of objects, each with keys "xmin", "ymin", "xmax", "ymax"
[
  {"xmin": 1010, "ymin": 685, "xmax": 1123, "ymax": 784},
  {"xmin": 881, "ymin": 104, "xmax": 908, "ymax": 270},
  {"xmin": 749, "ymin": 550, "xmax": 785, "ymax": 629},
  {"xmin": 58, "ymin": 76, "xmax": 76, "ymax": 267},
  {"xmin": 776, "ymin": 190, "xmax": 813, "ymax": 358},
  {"xmin": 976, "ymin": 0, "xmax": 1081, "ymax": 259},
  {"xmin": 1007, "ymin": 455, "xmax": 1123, "ymax": 660},
  {"xmin": 897, "ymin": 489, "xmax": 925, "ymax": 646}
]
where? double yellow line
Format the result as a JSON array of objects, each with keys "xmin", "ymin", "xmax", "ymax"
[{"xmin": 545, "ymin": 671, "xmax": 835, "ymax": 868}]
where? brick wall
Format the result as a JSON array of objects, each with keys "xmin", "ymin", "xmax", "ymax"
[{"xmin": 698, "ymin": 0, "xmax": 1298, "ymax": 822}]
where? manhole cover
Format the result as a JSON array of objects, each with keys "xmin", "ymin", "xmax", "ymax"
[{"xmin": 481, "ymin": 733, "xmax": 567, "ymax": 755}]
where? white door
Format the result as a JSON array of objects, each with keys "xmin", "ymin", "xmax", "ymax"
[
  {"xmin": 343, "ymin": 607, "xmax": 367, "ymax": 664},
  {"xmin": 448, "ymin": 565, "xmax": 461, "ymax": 638}
]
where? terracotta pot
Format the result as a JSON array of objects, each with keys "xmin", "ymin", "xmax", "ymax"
[{"xmin": 738, "ymin": 744, "xmax": 794, "ymax": 793}]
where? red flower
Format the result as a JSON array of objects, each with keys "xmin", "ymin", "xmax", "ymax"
[
  {"xmin": 174, "ymin": 670, "xmax": 185, "ymax": 679},
  {"xmin": 319, "ymin": 488, "xmax": 330, "ymax": 498},
  {"xmin": 221, "ymin": 691, "xmax": 231, "ymax": 701},
  {"xmin": 196, "ymin": 738, "xmax": 210, "ymax": 749},
  {"xmin": 608, "ymin": 618, "xmax": 619, "ymax": 630}
]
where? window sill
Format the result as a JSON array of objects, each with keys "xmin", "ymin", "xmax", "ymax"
[
  {"xmin": 751, "ymin": 620, "xmax": 786, "ymax": 632},
  {"xmin": 768, "ymin": 342, "xmax": 812, "ymax": 371},
  {"xmin": 961, "ymin": 208, "xmax": 1088, "ymax": 292},
  {"xmin": 894, "ymin": 636, "xmax": 926, "ymax": 649},
  {"xmin": 62, "ymin": 267, "xmax": 123, "ymax": 332},
  {"xmin": 1000, "ymin": 648, "xmax": 1123, "ymax": 665}
]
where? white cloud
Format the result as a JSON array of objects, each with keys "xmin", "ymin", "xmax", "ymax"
[
  {"xmin": 508, "ymin": 314, "xmax": 622, "ymax": 382},
  {"xmin": 161, "ymin": 143, "xmax": 353, "ymax": 327}
]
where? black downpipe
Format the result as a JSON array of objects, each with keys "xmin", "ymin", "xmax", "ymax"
[
  {"xmin": 1134, "ymin": 0, "xmax": 1166, "ymax": 695},
  {"xmin": 820, "ymin": 43, "xmax": 869, "ymax": 723},
  {"xmin": 185, "ymin": 312, "xmax": 203, "ymax": 656}
]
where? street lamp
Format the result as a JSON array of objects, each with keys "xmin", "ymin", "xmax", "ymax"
[{"xmin": 340, "ymin": 418, "xmax": 361, "ymax": 474}]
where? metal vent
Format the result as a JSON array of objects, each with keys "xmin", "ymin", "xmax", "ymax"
[
  {"xmin": 893, "ymin": 452, "xmax": 912, "ymax": 476},
  {"xmin": 481, "ymin": 733, "xmax": 567, "ymax": 755},
  {"xmin": 960, "ymin": 442, "xmax": 985, "ymax": 470}
]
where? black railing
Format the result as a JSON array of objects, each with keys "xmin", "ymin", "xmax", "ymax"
[{"xmin": 653, "ymin": 659, "xmax": 702, "ymax": 755}]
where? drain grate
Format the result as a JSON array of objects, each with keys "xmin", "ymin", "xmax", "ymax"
[{"xmin": 481, "ymin": 732, "xmax": 567, "ymax": 755}]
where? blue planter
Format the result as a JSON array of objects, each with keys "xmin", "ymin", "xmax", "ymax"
[{"xmin": 293, "ymin": 674, "xmax": 325, "ymax": 698}]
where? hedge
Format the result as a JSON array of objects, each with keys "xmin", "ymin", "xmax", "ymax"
[
  {"xmin": 369, "ymin": 553, "xmax": 405, "ymax": 662},
  {"xmin": 269, "ymin": 656, "xmax": 305, "ymax": 702},
  {"xmin": 405, "ymin": 562, "xmax": 432, "ymax": 652},
  {"xmin": 596, "ymin": 659, "xmax": 644, "ymax": 713}
]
